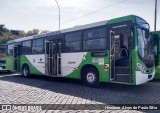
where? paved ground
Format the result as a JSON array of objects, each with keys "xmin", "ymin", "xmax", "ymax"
[{"xmin": 0, "ymin": 72, "xmax": 160, "ymax": 113}]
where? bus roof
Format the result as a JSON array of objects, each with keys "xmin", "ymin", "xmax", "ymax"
[{"xmin": 7, "ymin": 15, "xmax": 137, "ymax": 44}]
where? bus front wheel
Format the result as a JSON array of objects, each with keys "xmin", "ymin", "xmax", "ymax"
[
  {"xmin": 83, "ymin": 67, "xmax": 99, "ymax": 87},
  {"xmin": 22, "ymin": 65, "xmax": 30, "ymax": 77}
]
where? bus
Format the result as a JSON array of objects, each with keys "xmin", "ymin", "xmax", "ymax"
[
  {"xmin": 6, "ymin": 15, "xmax": 155, "ymax": 86},
  {"xmin": 0, "ymin": 44, "xmax": 7, "ymax": 71},
  {"xmin": 151, "ymin": 31, "xmax": 160, "ymax": 79}
]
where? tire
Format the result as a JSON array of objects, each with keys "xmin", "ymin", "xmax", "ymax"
[
  {"xmin": 82, "ymin": 67, "xmax": 99, "ymax": 87},
  {"xmin": 22, "ymin": 65, "xmax": 30, "ymax": 77}
]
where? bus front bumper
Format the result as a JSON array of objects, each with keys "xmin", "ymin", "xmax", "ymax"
[{"xmin": 135, "ymin": 69, "xmax": 155, "ymax": 85}]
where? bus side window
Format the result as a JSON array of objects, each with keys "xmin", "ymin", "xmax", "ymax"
[{"xmin": 65, "ymin": 31, "xmax": 81, "ymax": 52}]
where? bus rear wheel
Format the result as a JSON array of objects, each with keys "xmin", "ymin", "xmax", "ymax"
[
  {"xmin": 83, "ymin": 67, "xmax": 99, "ymax": 87},
  {"xmin": 22, "ymin": 65, "xmax": 30, "ymax": 77}
]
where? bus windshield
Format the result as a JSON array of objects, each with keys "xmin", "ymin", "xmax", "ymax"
[
  {"xmin": 137, "ymin": 28, "xmax": 152, "ymax": 61},
  {"xmin": 136, "ymin": 17, "xmax": 154, "ymax": 62}
]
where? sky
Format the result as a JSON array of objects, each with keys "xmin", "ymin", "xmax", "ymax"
[{"xmin": 0, "ymin": 0, "xmax": 160, "ymax": 32}]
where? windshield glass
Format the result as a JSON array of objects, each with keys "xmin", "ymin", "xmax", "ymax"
[
  {"xmin": 137, "ymin": 28, "xmax": 154, "ymax": 61},
  {"xmin": 136, "ymin": 17, "xmax": 154, "ymax": 62}
]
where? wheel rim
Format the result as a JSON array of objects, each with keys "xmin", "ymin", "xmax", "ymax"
[
  {"xmin": 23, "ymin": 67, "xmax": 28, "ymax": 76},
  {"xmin": 86, "ymin": 72, "xmax": 96, "ymax": 83}
]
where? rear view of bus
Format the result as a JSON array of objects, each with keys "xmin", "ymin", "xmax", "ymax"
[{"xmin": 0, "ymin": 44, "xmax": 6, "ymax": 71}]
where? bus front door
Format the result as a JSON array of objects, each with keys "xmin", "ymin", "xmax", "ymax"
[
  {"xmin": 13, "ymin": 46, "xmax": 19, "ymax": 71},
  {"xmin": 110, "ymin": 31, "xmax": 116, "ymax": 80},
  {"xmin": 45, "ymin": 40, "xmax": 62, "ymax": 76},
  {"xmin": 110, "ymin": 29, "xmax": 131, "ymax": 83}
]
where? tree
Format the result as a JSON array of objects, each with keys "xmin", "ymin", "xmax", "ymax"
[
  {"xmin": 0, "ymin": 24, "xmax": 9, "ymax": 35},
  {"xmin": 0, "ymin": 25, "xmax": 44, "ymax": 44},
  {"xmin": 40, "ymin": 30, "xmax": 50, "ymax": 34},
  {"xmin": 27, "ymin": 29, "xmax": 40, "ymax": 36}
]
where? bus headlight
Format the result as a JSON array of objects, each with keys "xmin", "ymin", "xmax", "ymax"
[{"xmin": 137, "ymin": 63, "xmax": 146, "ymax": 74}]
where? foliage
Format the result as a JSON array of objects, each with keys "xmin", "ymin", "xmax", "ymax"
[
  {"xmin": 0, "ymin": 24, "xmax": 45, "ymax": 44},
  {"xmin": 27, "ymin": 29, "xmax": 40, "ymax": 36},
  {"xmin": 0, "ymin": 24, "xmax": 9, "ymax": 35}
]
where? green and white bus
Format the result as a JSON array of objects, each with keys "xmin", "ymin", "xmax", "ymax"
[
  {"xmin": 151, "ymin": 31, "xmax": 160, "ymax": 79},
  {"xmin": 0, "ymin": 44, "xmax": 7, "ymax": 71},
  {"xmin": 6, "ymin": 15, "xmax": 155, "ymax": 86}
]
